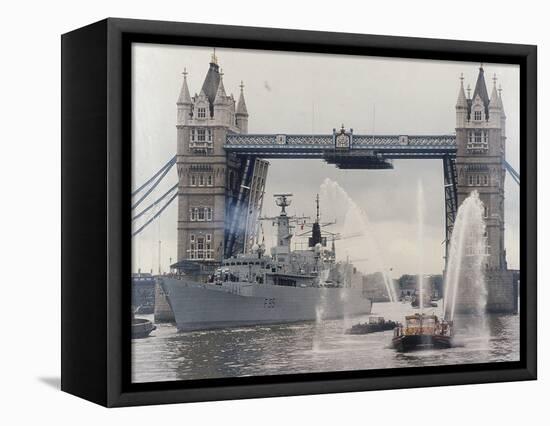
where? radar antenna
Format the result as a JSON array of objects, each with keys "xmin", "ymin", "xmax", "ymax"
[{"xmin": 273, "ymin": 193, "xmax": 293, "ymax": 215}]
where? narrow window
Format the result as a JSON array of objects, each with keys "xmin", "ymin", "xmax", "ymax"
[
  {"xmin": 474, "ymin": 131, "xmax": 482, "ymax": 143},
  {"xmin": 205, "ymin": 234, "xmax": 212, "ymax": 259},
  {"xmin": 189, "ymin": 234, "xmax": 196, "ymax": 259},
  {"xmin": 207, "ymin": 129, "xmax": 212, "ymax": 142},
  {"xmin": 476, "ymin": 175, "xmax": 480, "ymax": 185},
  {"xmin": 468, "ymin": 175, "xmax": 474, "ymax": 186},
  {"xmin": 198, "ymin": 208, "xmax": 205, "ymax": 221},
  {"xmin": 190, "ymin": 174, "xmax": 196, "ymax": 186},
  {"xmin": 190, "ymin": 208, "xmax": 196, "ymax": 221},
  {"xmin": 199, "ymin": 174, "xmax": 204, "ymax": 186},
  {"xmin": 206, "ymin": 207, "xmax": 212, "ymax": 221},
  {"xmin": 197, "ymin": 237, "xmax": 205, "ymax": 259},
  {"xmin": 483, "ymin": 175, "xmax": 488, "ymax": 185},
  {"xmin": 207, "ymin": 175, "xmax": 213, "ymax": 186}
]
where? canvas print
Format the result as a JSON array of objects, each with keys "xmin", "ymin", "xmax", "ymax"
[{"xmin": 130, "ymin": 44, "xmax": 520, "ymax": 383}]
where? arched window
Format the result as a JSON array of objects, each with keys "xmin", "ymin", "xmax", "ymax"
[{"xmin": 199, "ymin": 175, "xmax": 204, "ymax": 186}]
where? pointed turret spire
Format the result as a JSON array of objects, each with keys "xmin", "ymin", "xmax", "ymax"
[
  {"xmin": 472, "ymin": 64, "xmax": 490, "ymax": 116},
  {"xmin": 498, "ymin": 84, "xmax": 506, "ymax": 118},
  {"xmin": 489, "ymin": 73, "xmax": 500, "ymax": 108},
  {"xmin": 211, "ymin": 48, "xmax": 218, "ymax": 65},
  {"xmin": 236, "ymin": 81, "xmax": 248, "ymax": 116},
  {"xmin": 177, "ymin": 68, "xmax": 192, "ymax": 105},
  {"xmin": 456, "ymin": 73, "xmax": 468, "ymax": 109},
  {"xmin": 200, "ymin": 52, "xmax": 221, "ymax": 111},
  {"xmin": 214, "ymin": 68, "xmax": 227, "ymax": 104}
]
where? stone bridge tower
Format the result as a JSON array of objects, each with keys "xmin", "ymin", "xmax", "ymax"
[
  {"xmin": 455, "ymin": 65, "xmax": 516, "ymax": 312},
  {"xmin": 175, "ymin": 51, "xmax": 248, "ymax": 268}
]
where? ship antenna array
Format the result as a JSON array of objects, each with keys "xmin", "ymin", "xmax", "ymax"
[{"xmin": 273, "ymin": 193, "xmax": 293, "ymax": 214}]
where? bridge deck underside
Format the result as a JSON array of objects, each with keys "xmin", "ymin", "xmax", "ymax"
[
  {"xmin": 224, "ymin": 134, "xmax": 456, "ymax": 158},
  {"xmin": 224, "ymin": 133, "xmax": 458, "ymax": 260}
]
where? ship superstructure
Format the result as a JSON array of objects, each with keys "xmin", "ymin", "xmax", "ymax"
[{"xmin": 160, "ymin": 194, "xmax": 372, "ymax": 331}]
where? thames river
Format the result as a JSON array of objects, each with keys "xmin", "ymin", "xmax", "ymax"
[{"xmin": 131, "ymin": 302, "xmax": 519, "ymax": 383}]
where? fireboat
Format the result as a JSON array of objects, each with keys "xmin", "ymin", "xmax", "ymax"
[{"xmin": 391, "ymin": 313, "xmax": 453, "ymax": 352}]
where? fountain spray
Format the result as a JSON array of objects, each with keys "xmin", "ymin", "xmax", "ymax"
[
  {"xmin": 417, "ymin": 180, "xmax": 425, "ymax": 313},
  {"xmin": 443, "ymin": 191, "xmax": 488, "ymax": 321}
]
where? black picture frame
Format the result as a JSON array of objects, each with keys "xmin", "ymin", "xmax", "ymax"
[{"xmin": 61, "ymin": 18, "xmax": 537, "ymax": 407}]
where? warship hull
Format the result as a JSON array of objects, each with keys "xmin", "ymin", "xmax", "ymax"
[{"xmin": 160, "ymin": 277, "xmax": 372, "ymax": 331}]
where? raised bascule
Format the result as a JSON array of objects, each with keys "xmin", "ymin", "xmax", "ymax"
[{"xmin": 132, "ymin": 53, "xmax": 520, "ymax": 314}]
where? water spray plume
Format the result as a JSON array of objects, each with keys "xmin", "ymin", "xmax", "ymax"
[
  {"xmin": 443, "ymin": 191, "xmax": 488, "ymax": 321},
  {"xmin": 417, "ymin": 180, "xmax": 425, "ymax": 313},
  {"xmin": 320, "ymin": 178, "xmax": 397, "ymax": 302}
]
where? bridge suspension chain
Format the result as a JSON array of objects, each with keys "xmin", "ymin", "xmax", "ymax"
[
  {"xmin": 132, "ymin": 192, "xmax": 178, "ymax": 237},
  {"xmin": 132, "ymin": 155, "xmax": 176, "ymax": 197},
  {"xmin": 132, "ymin": 157, "xmax": 176, "ymax": 210},
  {"xmin": 132, "ymin": 184, "xmax": 178, "ymax": 221},
  {"xmin": 131, "ymin": 155, "xmax": 178, "ymax": 237},
  {"xmin": 504, "ymin": 160, "xmax": 520, "ymax": 185}
]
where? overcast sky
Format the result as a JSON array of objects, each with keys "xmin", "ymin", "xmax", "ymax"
[{"xmin": 132, "ymin": 43, "xmax": 520, "ymax": 277}]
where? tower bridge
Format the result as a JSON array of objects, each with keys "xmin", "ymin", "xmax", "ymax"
[
  {"xmin": 132, "ymin": 53, "xmax": 520, "ymax": 313},
  {"xmin": 224, "ymin": 133, "xmax": 457, "ymax": 159},
  {"xmin": 223, "ymin": 131, "xmax": 459, "ymax": 261}
]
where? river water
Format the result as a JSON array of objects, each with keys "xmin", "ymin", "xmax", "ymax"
[{"xmin": 131, "ymin": 301, "xmax": 519, "ymax": 383}]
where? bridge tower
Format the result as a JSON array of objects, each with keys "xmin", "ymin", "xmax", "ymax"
[
  {"xmin": 454, "ymin": 65, "xmax": 516, "ymax": 312},
  {"xmin": 175, "ymin": 52, "xmax": 246, "ymax": 268}
]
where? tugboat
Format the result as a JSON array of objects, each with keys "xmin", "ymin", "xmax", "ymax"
[
  {"xmin": 392, "ymin": 313, "xmax": 453, "ymax": 352},
  {"xmin": 346, "ymin": 316, "xmax": 397, "ymax": 334}
]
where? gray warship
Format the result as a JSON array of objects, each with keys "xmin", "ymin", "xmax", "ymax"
[{"xmin": 160, "ymin": 194, "xmax": 372, "ymax": 331}]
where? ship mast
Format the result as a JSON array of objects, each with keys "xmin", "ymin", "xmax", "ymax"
[
  {"xmin": 259, "ymin": 194, "xmax": 308, "ymax": 265},
  {"xmin": 295, "ymin": 194, "xmax": 337, "ymax": 250}
]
